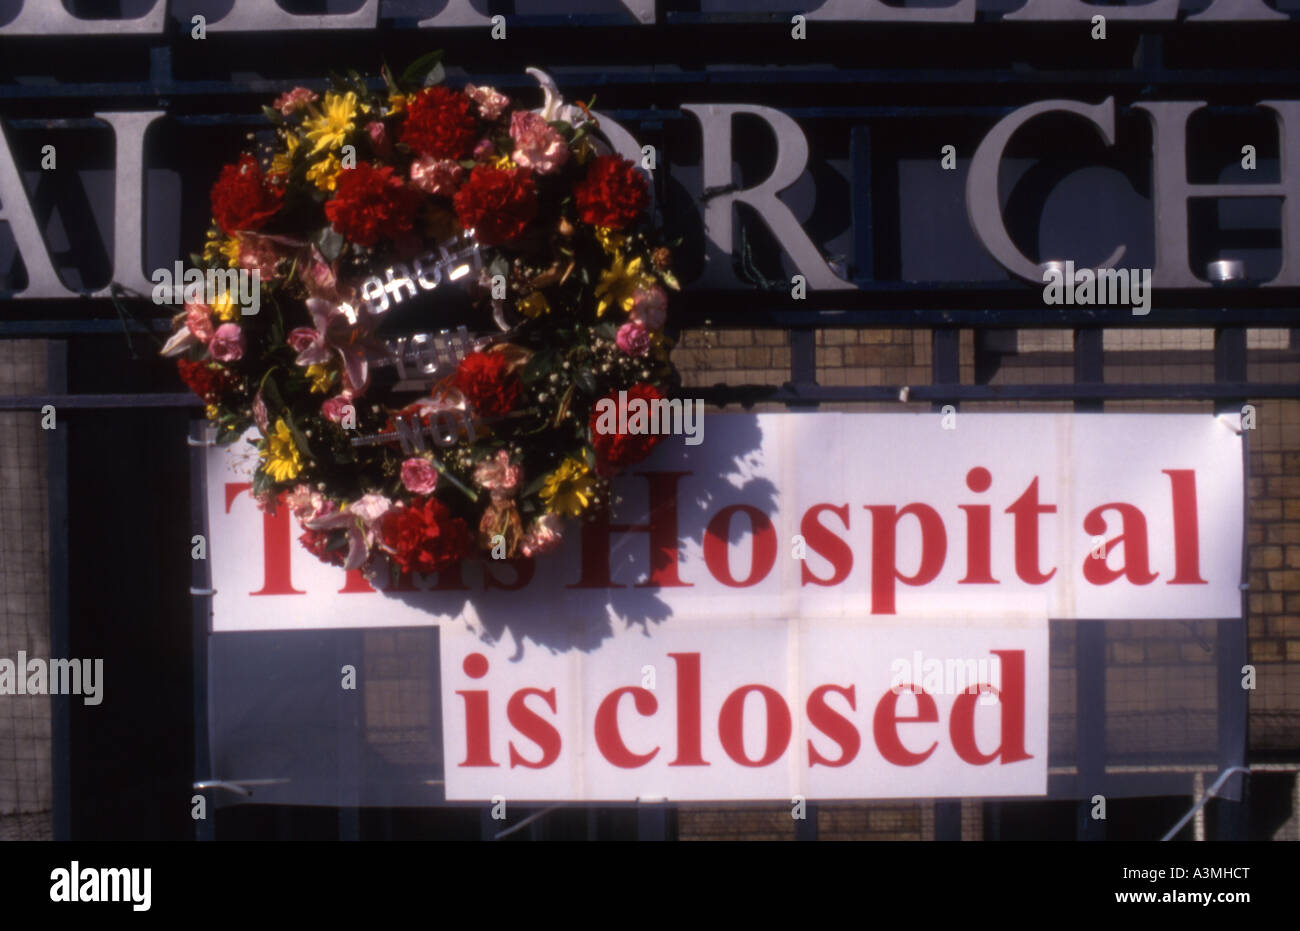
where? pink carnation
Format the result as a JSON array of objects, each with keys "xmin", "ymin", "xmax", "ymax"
[
  {"xmin": 285, "ymin": 485, "xmax": 329, "ymax": 522},
  {"xmin": 287, "ymin": 327, "xmax": 318, "ymax": 353},
  {"xmin": 465, "ymin": 84, "xmax": 509, "ymax": 121},
  {"xmin": 616, "ymin": 321, "xmax": 652, "ymax": 357},
  {"xmin": 367, "ymin": 121, "xmax": 391, "ymax": 157},
  {"xmin": 629, "ymin": 285, "xmax": 668, "ymax": 330},
  {"xmin": 321, "ymin": 395, "xmax": 355, "ymax": 425},
  {"xmin": 274, "ymin": 87, "xmax": 318, "ymax": 116},
  {"xmin": 401, "ymin": 458, "xmax": 439, "ymax": 495},
  {"xmin": 409, "ymin": 155, "xmax": 465, "ymax": 197},
  {"xmin": 509, "ymin": 110, "xmax": 568, "ymax": 176},
  {"xmin": 208, "ymin": 323, "xmax": 245, "ymax": 362},
  {"xmin": 472, "ymin": 449, "xmax": 522, "ymax": 498},
  {"xmin": 185, "ymin": 301, "xmax": 214, "ymax": 342}
]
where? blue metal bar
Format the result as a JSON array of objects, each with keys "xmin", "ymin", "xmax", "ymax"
[
  {"xmin": 189, "ymin": 420, "xmax": 214, "ymax": 841},
  {"xmin": 47, "ymin": 340, "xmax": 70, "ymax": 842},
  {"xmin": 0, "ymin": 393, "xmax": 199, "ymax": 410}
]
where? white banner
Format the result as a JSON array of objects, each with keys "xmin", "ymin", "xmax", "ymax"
[{"xmin": 205, "ymin": 412, "xmax": 1244, "ymax": 632}]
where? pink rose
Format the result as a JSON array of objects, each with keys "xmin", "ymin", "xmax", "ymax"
[
  {"xmin": 367, "ymin": 121, "xmax": 391, "ymax": 157},
  {"xmin": 401, "ymin": 457, "xmax": 439, "ymax": 495},
  {"xmin": 472, "ymin": 449, "xmax": 522, "ymax": 496},
  {"xmin": 520, "ymin": 513, "xmax": 563, "ymax": 558},
  {"xmin": 287, "ymin": 327, "xmax": 319, "ymax": 353},
  {"xmin": 409, "ymin": 155, "xmax": 465, "ymax": 197},
  {"xmin": 509, "ymin": 110, "xmax": 568, "ymax": 176},
  {"xmin": 465, "ymin": 84, "xmax": 509, "ymax": 121},
  {"xmin": 629, "ymin": 285, "xmax": 668, "ymax": 330},
  {"xmin": 185, "ymin": 301, "xmax": 214, "ymax": 342},
  {"xmin": 274, "ymin": 86, "xmax": 318, "ymax": 116},
  {"xmin": 616, "ymin": 321, "xmax": 652, "ymax": 357},
  {"xmin": 321, "ymin": 395, "xmax": 355, "ymax": 425},
  {"xmin": 299, "ymin": 247, "xmax": 339, "ymax": 300},
  {"xmin": 208, "ymin": 323, "xmax": 245, "ymax": 362}
]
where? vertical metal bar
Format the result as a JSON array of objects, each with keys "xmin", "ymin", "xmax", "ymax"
[
  {"xmin": 189, "ymin": 418, "xmax": 215, "ymax": 841},
  {"xmin": 795, "ymin": 803, "xmax": 819, "ymax": 840},
  {"xmin": 930, "ymin": 331, "xmax": 961, "ymax": 842},
  {"xmin": 47, "ymin": 341, "xmax": 70, "ymax": 842},
  {"xmin": 1214, "ymin": 326, "xmax": 1249, "ymax": 839},
  {"xmin": 1074, "ymin": 328, "xmax": 1107, "ymax": 840},
  {"xmin": 637, "ymin": 803, "xmax": 668, "ymax": 841},
  {"xmin": 850, "ymin": 126, "xmax": 873, "ymax": 284},
  {"xmin": 790, "ymin": 327, "xmax": 817, "ymax": 406}
]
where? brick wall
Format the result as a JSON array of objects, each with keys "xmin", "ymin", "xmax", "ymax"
[{"xmin": 670, "ymin": 325, "xmax": 1300, "ymax": 841}]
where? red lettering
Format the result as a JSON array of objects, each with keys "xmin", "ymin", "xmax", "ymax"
[
  {"xmin": 507, "ymin": 687, "xmax": 561, "ymax": 769},
  {"xmin": 800, "ymin": 503, "xmax": 853, "ymax": 586},
  {"xmin": 704, "ymin": 505, "xmax": 778, "ymax": 587},
  {"xmin": 864, "ymin": 504, "xmax": 947, "ymax": 614},
  {"xmin": 949, "ymin": 650, "xmax": 1032, "ymax": 765},
  {"xmin": 872, "ymin": 686, "xmax": 939, "ymax": 766},
  {"xmin": 569, "ymin": 472, "xmax": 693, "ymax": 589},
  {"xmin": 959, "ymin": 467, "xmax": 998, "ymax": 584},
  {"xmin": 226, "ymin": 483, "xmax": 306, "ymax": 596},
  {"xmin": 806, "ymin": 684, "xmax": 860, "ymax": 767},
  {"xmin": 668, "ymin": 653, "xmax": 709, "ymax": 766},
  {"xmin": 1163, "ymin": 469, "xmax": 1208, "ymax": 584},
  {"xmin": 594, "ymin": 687, "xmax": 659, "ymax": 768},
  {"xmin": 1082, "ymin": 503, "xmax": 1158, "ymax": 585},
  {"xmin": 717, "ymin": 685, "xmax": 792, "ymax": 767},
  {"xmin": 339, "ymin": 569, "xmax": 374, "ymax": 593},
  {"xmin": 457, "ymin": 653, "xmax": 498, "ymax": 767},
  {"xmin": 1005, "ymin": 477, "xmax": 1057, "ymax": 585}
]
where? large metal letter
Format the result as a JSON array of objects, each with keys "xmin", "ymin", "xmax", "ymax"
[
  {"xmin": 0, "ymin": 120, "xmax": 74, "ymax": 298},
  {"xmin": 1134, "ymin": 101, "xmax": 1300, "ymax": 287},
  {"xmin": 682, "ymin": 104, "xmax": 853, "ymax": 290},
  {"xmin": 806, "ymin": 0, "xmax": 974, "ymax": 23},
  {"xmin": 1004, "ymin": 0, "xmax": 1179, "ymax": 21},
  {"xmin": 94, "ymin": 111, "xmax": 166, "ymax": 298},
  {"xmin": 966, "ymin": 98, "xmax": 1126, "ymax": 283},
  {"xmin": 212, "ymin": 0, "xmax": 379, "ymax": 31},
  {"xmin": 0, "ymin": 0, "xmax": 166, "ymax": 35}
]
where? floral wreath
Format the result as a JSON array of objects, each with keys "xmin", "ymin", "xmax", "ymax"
[{"xmin": 163, "ymin": 55, "xmax": 681, "ymax": 581}]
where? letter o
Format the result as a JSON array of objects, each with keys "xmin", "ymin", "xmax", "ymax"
[
  {"xmin": 703, "ymin": 505, "xmax": 778, "ymax": 587},
  {"xmin": 718, "ymin": 684, "xmax": 792, "ymax": 767}
]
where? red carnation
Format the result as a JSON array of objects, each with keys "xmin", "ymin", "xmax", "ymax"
[
  {"xmin": 299, "ymin": 528, "xmax": 346, "ymax": 567},
  {"xmin": 573, "ymin": 154, "xmax": 649, "ymax": 230},
  {"xmin": 451, "ymin": 351, "xmax": 521, "ymax": 418},
  {"xmin": 589, "ymin": 383, "xmax": 666, "ymax": 475},
  {"xmin": 177, "ymin": 358, "xmax": 238, "ymax": 403},
  {"xmin": 324, "ymin": 163, "xmax": 420, "ymax": 248},
  {"xmin": 452, "ymin": 165, "xmax": 537, "ymax": 246},
  {"xmin": 399, "ymin": 86, "xmax": 478, "ymax": 160},
  {"xmin": 379, "ymin": 497, "xmax": 472, "ymax": 575},
  {"xmin": 210, "ymin": 154, "xmax": 283, "ymax": 235}
]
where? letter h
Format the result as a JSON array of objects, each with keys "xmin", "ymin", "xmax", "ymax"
[{"xmin": 567, "ymin": 472, "xmax": 694, "ymax": 589}]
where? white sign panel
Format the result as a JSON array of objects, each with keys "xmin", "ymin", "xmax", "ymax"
[
  {"xmin": 437, "ymin": 616, "xmax": 1048, "ymax": 801},
  {"xmin": 204, "ymin": 412, "xmax": 1244, "ymax": 632}
]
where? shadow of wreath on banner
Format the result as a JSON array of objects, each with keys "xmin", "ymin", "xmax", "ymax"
[{"xmin": 380, "ymin": 412, "xmax": 774, "ymax": 656}]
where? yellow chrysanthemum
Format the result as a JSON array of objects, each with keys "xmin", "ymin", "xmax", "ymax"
[
  {"xmin": 203, "ymin": 230, "xmax": 241, "ymax": 268},
  {"xmin": 540, "ymin": 458, "xmax": 595, "ymax": 518},
  {"xmin": 594, "ymin": 253, "xmax": 652, "ymax": 318},
  {"xmin": 517, "ymin": 292, "xmax": 550, "ymax": 318},
  {"xmin": 306, "ymin": 153, "xmax": 343, "ymax": 192},
  {"xmin": 211, "ymin": 291, "xmax": 239, "ymax": 322},
  {"xmin": 387, "ymin": 93, "xmax": 407, "ymax": 115},
  {"xmin": 262, "ymin": 418, "xmax": 303, "ymax": 483},
  {"xmin": 490, "ymin": 154, "xmax": 516, "ymax": 171},
  {"xmin": 305, "ymin": 363, "xmax": 334, "ymax": 394},
  {"xmin": 270, "ymin": 132, "xmax": 301, "ymax": 175},
  {"xmin": 593, "ymin": 226, "xmax": 627, "ymax": 256},
  {"xmin": 304, "ymin": 91, "xmax": 358, "ymax": 156}
]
